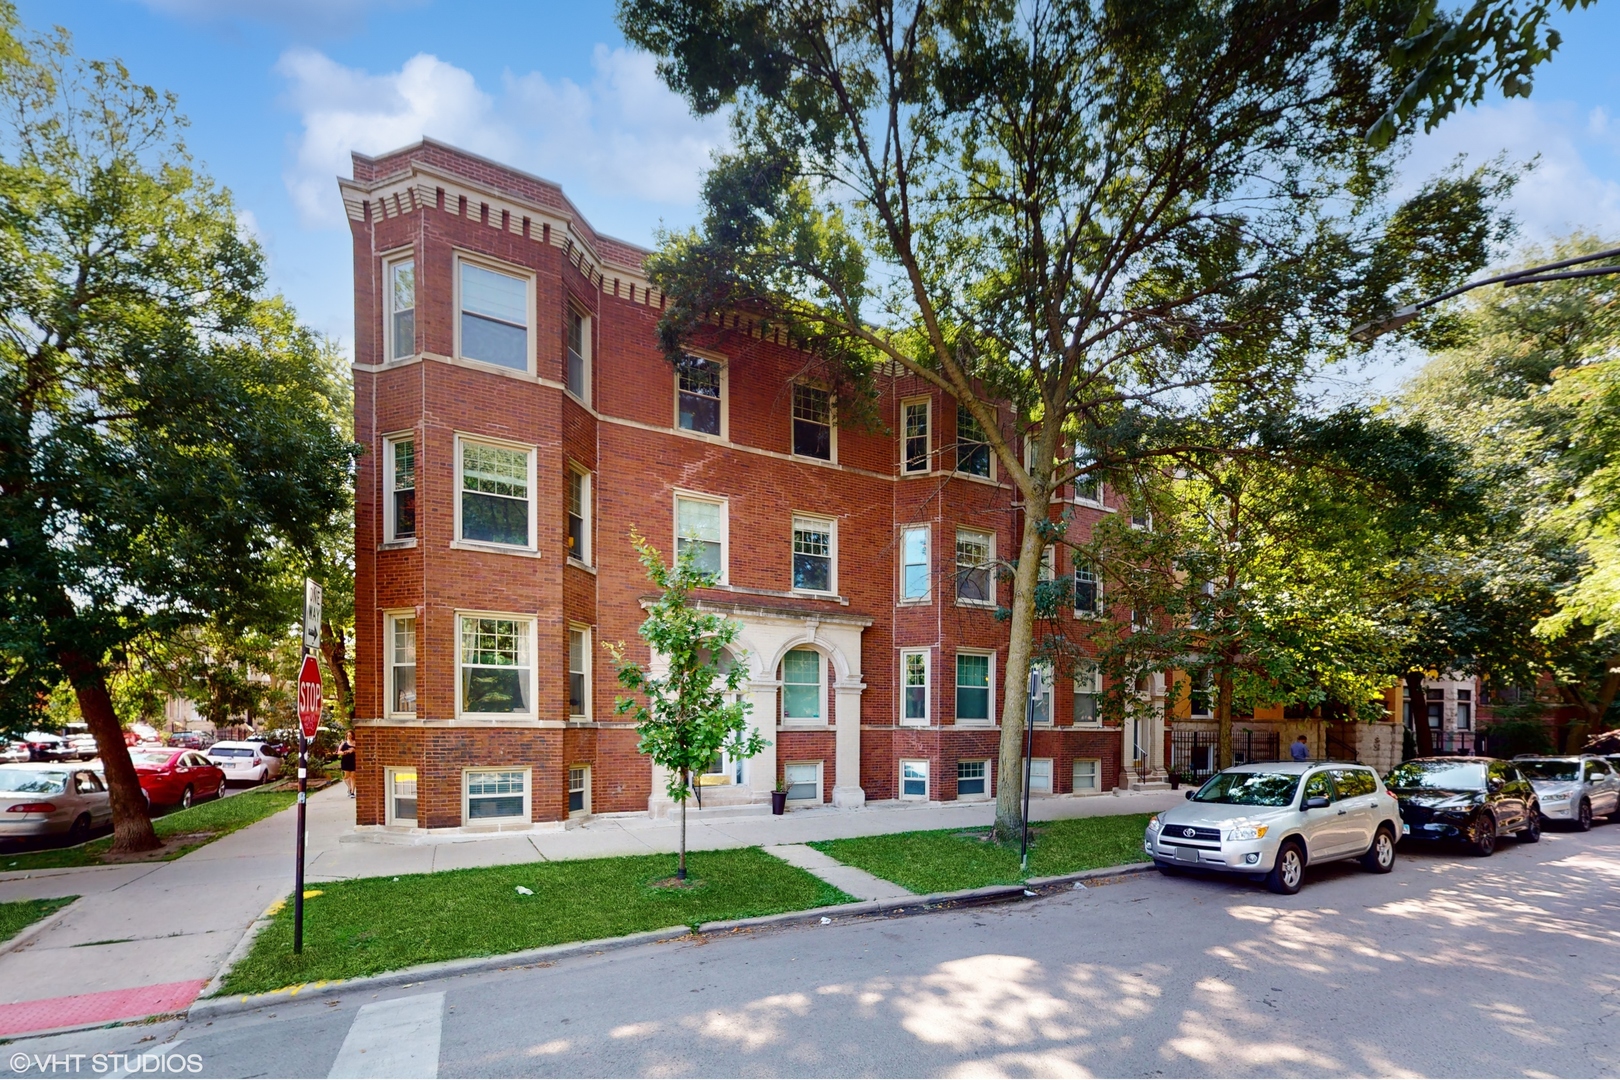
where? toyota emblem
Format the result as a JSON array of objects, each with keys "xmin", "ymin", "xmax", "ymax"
[{"xmin": 1182, "ymin": 827, "xmax": 1197, "ymax": 838}]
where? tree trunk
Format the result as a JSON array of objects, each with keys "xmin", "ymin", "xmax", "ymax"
[
  {"xmin": 678, "ymin": 766, "xmax": 689, "ymax": 880},
  {"xmin": 63, "ymin": 654, "xmax": 160, "ymax": 853},
  {"xmin": 1215, "ymin": 664, "xmax": 1235, "ymax": 770},
  {"xmin": 1405, "ymin": 670, "xmax": 1434, "ymax": 757},
  {"xmin": 320, "ymin": 619, "xmax": 352, "ymax": 724},
  {"xmin": 993, "ymin": 498, "xmax": 1050, "ymax": 841}
]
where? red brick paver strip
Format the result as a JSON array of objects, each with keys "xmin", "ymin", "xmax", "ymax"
[{"xmin": 0, "ymin": 979, "xmax": 207, "ymax": 1037}]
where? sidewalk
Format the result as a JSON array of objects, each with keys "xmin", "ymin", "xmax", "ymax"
[{"xmin": 0, "ymin": 785, "xmax": 1180, "ymax": 1036}]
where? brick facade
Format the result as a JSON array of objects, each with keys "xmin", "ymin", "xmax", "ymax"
[{"xmin": 345, "ymin": 139, "xmax": 1133, "ymax": 832}]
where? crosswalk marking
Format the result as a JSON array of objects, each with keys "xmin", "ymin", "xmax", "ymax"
[{"xmin": 328, "ymin": 992, "xmax": 444, "ymax": 1079}]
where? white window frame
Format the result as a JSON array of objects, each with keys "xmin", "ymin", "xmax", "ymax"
[
  {"xmin": 900, "ymin": 758, "xmax": 930, "ymax": 800},
  {"xmin": 790, "ymin": 382, "xmax": 837, "ymax": 463},
  {"xmin": 566, "ymin": 465, "xmax": 592, "ymax": 566},
  {"xmin": 1074, "ymin": 561, "xmax": 1102, "ymax": 617},
  {"xmin": 1031, "ymin": 660, "xmax": 1055, "ymax": 726},
  {"xmin": 1072, "ymin": 758, "xmax": 1101, "ymax": 793},
  {"xmin": 1039, "ymin": 545, "xmax": 1055, "ymax": 582},
  {"xmin": 565, "ymin": 307, "xmax": 592, "ymax": 405},
  {"xmin": 900, "ymin": 649, "xmax": 930, "ymax": 727},
  {"xmin": 955, "ymin": 650, "xmax": 996, "ymax": 726},
  {"xmin": 453, "ymin": 252, "xmax": 535, "ymax": 375},
  {"xmin": 1188, "ymin": 667, "xmax": 1213, "ymax": 719},
  {"xmin": 382, "ymin": 432, "xmax": 416, "ymax": 545},
  {"xmin": 900, "ymin": 524, "xmax": 931, "ymax": 603},
  {"xmin": 455, "ymin": 612, "xmax": 538, "ymax": 720},
  {"xmin": 1072, "ymin": 445, "xmax": 1103, "ymax": 506},
  {"xmin": 385, "ymin": 766, "xmax": 418, "ymax": 827},
  {"xmin": 383, "ymin": 251, "xmax": 415, "ymax": 363},
  {"xmin": 790, "ymin": 513, "xmax": 837, "ymax": 596},
  {"xmin": 568, "ymin": 764, "xmax": 591, "ymax": 817},
  {"xmin": 955, "ymin": 528, "xmax": 996, "ymax": 607},
  {"xmin": 454, "ymin": 434, "xmax": 537, "ymax": 552},
  {"xmin": 461, "ymin": 767, "xmax": 532, "ymax": 826},
  {"xmin": 955, "ymin": 758, "xmax": 991, "ymax": 801},
  {"xmin": 567, "ymin": 624, "xmax": 591, "ymax": 721},
  {"xmin": 783, "ymin": 761, "xmax": 823, "ymax": 803},
  {"xmin": 780, "ymin": 647, "xmax": 827, "ymax": 726},
  {"xmin": 1073, "ymin": 659, "xmax": 1102, "ymax": 728},
  {"xmin": 673, "ymin": 490, "xmax": 728, "ymax": 584},
  {"xmin": 1025, "ymin": 757, "xmax": 1053, "ymax": 794},
  {"xmin": 954, "ymin": 403, "xmax": 995, "ymax": 480},
  {"xmin": 901, "ymin": 397, "xmax": 931, "ymax": 475},
  {"xmin": 384, "ymin": 611, "xmax": 418, "ymax": 720},
  {"xmin": 1131, "ymin": 509, "xmax": 1153, "ymax": 531},
  {"xmin": 675, "ymin": 354, "xmax": 729, "ymax": 441}
]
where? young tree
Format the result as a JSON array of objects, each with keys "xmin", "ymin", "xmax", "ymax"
[
  {"xmin": 607, "ymin": 533, "xmax": 765, "ymax": 881},
  {"xmin": 0, "ymin": 18, "xmax": 355, "ymax": 851},
  {"xmin": 621, "ymin": 0, "xmax": 1509, "ymax": 838}
]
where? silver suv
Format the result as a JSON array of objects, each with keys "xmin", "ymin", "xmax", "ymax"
[
  {"xmin": 1514, "ymin": 755, "xmax": 1620, "ymax": 830},
  {"xmin": 1145, "ymin": 761, "xmax": 1402, "ymax": 895}
]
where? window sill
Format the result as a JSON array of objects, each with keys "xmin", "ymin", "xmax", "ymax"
[
  {"xmin": 451, "ymin": 353, "xmax": 536, "ymax": 381},
  {"xmin": 451, "ymin": 540, "xmax": 542, "ymax": 558},
  {"xmin": 953, "ymin": 720, "xmax": 996, "ymax": 729},
  {"xmin": 897, "ymin": 597, "xmax": 933, "ymax": 607},
  {"xmin": 379, "ymin": 538, "xmax": 418, "ymax": 551},
  {"xmin": 566, "ymin": 557, "xmax": 597, "ymax": 574},
  {"xmin": 1071, "ymin": 723, "xmax": 1106, "ymax": 731},
  {"xmin": 780, "ymin": 720, "xmax": 830, "ymax": 729},
  {"xmin": 563, "ymin": 389, "xmax": 591, "ymax": 409},
  {"xmin": 675, "ymin": 425, "xmax": 728, "ymax": 443},
  {"xmin": 955, "ymin": 599, "xmax": 997, "ymax": 610},
  {"xmin": 953, "ymin": 471, "xmax": 1000, "ymax": 486},
  {"xmin": 899, "ymin": 719, "xmax": 930, "ymax": 728},
  {"xmin": 790, "ymin": 452, "xmax": 837, "ymax": 467},
  {"xmin": 900, "ymin": 468, "xmax": 933, "ymax": 479},
  {"xmin": 790, "ymin": 589, "xmax": 838, "ymax": 601}
]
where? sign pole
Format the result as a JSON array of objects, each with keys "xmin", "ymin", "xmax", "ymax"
[
  {"xmin": 1021, "ymin": 666, "xmax": 1039, "ymax": 873},
  {"xmin": 294, "ymin": 580, "xmax": 324, "ymax": 956}
]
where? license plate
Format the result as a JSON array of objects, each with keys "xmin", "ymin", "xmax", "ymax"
[
  {"xmin": 1176, "ymin": 845, "xmax": 1199, "ymax": 862},
  {"xmin": 1401, "ymin": 823, "xmax": 1410, "ymax": 835}
]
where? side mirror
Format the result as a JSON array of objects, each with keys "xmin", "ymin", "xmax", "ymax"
[
  {"xmin": 1303, "ymin": 795, "xmax": 1331, "ymax": 810},
  {"xmin": 1185, "ymin": 790, "xmax": 1194, "ymax": 800},
  {"xmin": 1487, "ymin": 779, "xmax": 1503, "ymax": 794}
]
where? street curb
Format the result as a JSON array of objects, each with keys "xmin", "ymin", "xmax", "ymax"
[
  {"xmin": 186, "ymin": 925, "xmax": 693, "ymax": 1022},
  {"xmin": 0, "ymin": 897, "xmax": 81, "ymax": 958},
  {"xmin": 695, "ymin": 883, "xmax": 1026, "ymax": 935},
  {"xmin": 198, "ymin": 904, "xmax": 280, "ymax": 1001},
  {"xmin": 1025, "ymin": 861, "xmax": 1154, "ymax": 888}
]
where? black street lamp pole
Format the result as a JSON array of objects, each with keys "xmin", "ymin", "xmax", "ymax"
[{"xmin": 1351, "ymin": 245, "xmax": 1620, "ymax": 343}]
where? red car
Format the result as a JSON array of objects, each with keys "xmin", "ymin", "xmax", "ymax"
[{"xmin": 128, "ymin": 748, "xmax": 226, "ymax": 809}]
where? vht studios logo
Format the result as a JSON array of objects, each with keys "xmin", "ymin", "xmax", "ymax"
[{"xmin": 10, "ymin": 1051, "xmax": 204, "ymax": 1075}]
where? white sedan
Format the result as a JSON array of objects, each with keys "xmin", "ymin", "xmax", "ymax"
[
  {"xmin": 206, "ymin": 741, "xmax": 283, "ymax": 784},
  {"xmin": 0, "ymin": 764, "xmax": 113, "ymax": 844}
]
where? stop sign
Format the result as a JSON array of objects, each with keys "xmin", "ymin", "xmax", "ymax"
[{"xmin": 296, "ymin": 655, "xmax": 323, "ymax": 739}]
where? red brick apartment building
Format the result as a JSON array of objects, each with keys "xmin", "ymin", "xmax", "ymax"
[{"xmin": 344, "ymin": 140, "xmax": 1159, "ymax": 834}]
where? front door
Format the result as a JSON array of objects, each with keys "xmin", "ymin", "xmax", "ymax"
[
  {"xmin": 1299, "ymin": 771, "xmax": 1349, "ymax": 857},
  {"xmin": 1329, "ymin": 768, "xmax": 1378, "ymax": 853}
]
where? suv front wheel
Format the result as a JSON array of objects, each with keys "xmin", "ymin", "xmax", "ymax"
[
  {"xmin": 1266, "ymin": 840, "xmax": 1305, "ymax": 895},
  {"xmin": 1469, "ymin": 812, "xmax": 1497, "ymax": 857}
]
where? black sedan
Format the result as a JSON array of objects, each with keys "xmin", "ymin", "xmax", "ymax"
[{"xmin": 1387, "ymin": 757, "xmax": 1541, "ymax": 856}]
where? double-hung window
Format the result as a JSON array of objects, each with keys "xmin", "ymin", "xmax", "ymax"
[
  {"xmin": 675, "ymin": 495, "xmax": 725, "ymax": 580},
  {"xmin": 957, "ymin": 759, "xmax": 988, "ymax": 798},
  {"xmin": 387, "ymin": 768, "xmax": 417, "ymax": 826},
  {"xmin": 459, "ymin": 439, "xmax": 533, "ymax": 548},
  {"xmin": 956, "ymin": 652, "xmax": 992, "ymax": 723},
  {"xmin": 459, "ymin": 260, "xmax": 530, "ymax": 371},
  {"xmin": 1074, "ymin": 562, "xmax": 1101, "ymax": 615},
  {"xmin": 1189, "ymin": 667, "xmax": 1213, "ymax": 718},
  {"xmin": 1073, "ymin": 660, "xmax": 1101, "ymax": 726},
  {"xmin": 781, "ymin": 649, "xmax": 823, "ymax": 723},
  {"xmin": 678, "ymin": 357, "xmax": 723, "ymax": 436},
  {"xmin": 458, "ymin": 615, "xmax": 534, "ymax": 718},
  {"xmin": 1026, "ymin": 758, "xmax": 1053, "ymax": 794},
  {"xmin": 1073, "ymin": 759, "xmax": 1100, "ymax": 792},
  {"xmin": 568, "ymin": 766, "xmax": 591, "ymax": 815},
  {"xmin": 1456, "ymin": 689, "xmax": 1472, "ymax": 730},
  {"xmin": 955, "ymin": 529, "xmax": 994, "ymax": 605},
  {"xmin": 386, "ymin": 613, "xmax": 417, "ymax": 718},
  {"xmin": 901, "ymin": 650, "xmax": 929, "ymax": 726},
  {"xmin": 568, "ymin": 627, "xmax": 590, "ymax": 719},
  {"xmin": 1031, "ymin": 661, "xmax": 1054, "ymax": 725},
  {"xmin": 384, "ymin": 435, "xmax": 415, "ymax": 542},
  {"xmin": 1072, "ymin": 445, "xmax": 1101, "ymax": 504},
  {"xmin": 566, "ymin": 309, "xmax": 590, "ymax": 402},
  {"xmin": 784, "ymin": 762, "xmax": 821, "ymax": 802},
  {"xmin": 901, "ymin": 759, "xmax": 929, "ymax": 799},
  {"xmin": 566, "ymin": 468, "xmax": 591, "ymax": 563},
  {"xmin": 464, "ymin": 768, "xmax": 529, "ymax": 824},
  {"xmin": 387, "ymin": 257, "xmax": 415, "ymax": 361},
  {"xmin": 791, "ymin": 516, "xmax": 834, "ymax": 593},
  {"xmin": 955, "ymin": 404, "xmax": 991, "ymax": 477},
  {"xmin": 792, "ymin": 384, "xmax": 833, "ymax": 460},
  {"xmin": 902, "ymin": 399, "xmax": 930, "ymax": 474},
  {"xmin": 901, "ymin": 526, "xmax": 930, "ymax": 601}
]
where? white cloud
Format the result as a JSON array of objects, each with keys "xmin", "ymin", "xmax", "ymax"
[
  {"xmin": 275, "ymin": 46, "xmax": 727, "ymax": 229},
  {"xmin": 1399, "ymin": 98, "xmax": 1620, "ymax": 245}
]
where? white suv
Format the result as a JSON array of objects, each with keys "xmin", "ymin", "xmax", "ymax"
[
  {"xmin": 1145, "ymin": 761, "xmax": 1402, "ymax": 894},
  {"xmin": 206, "ymin": 741, "xmax": 283, "ymax": 785}
]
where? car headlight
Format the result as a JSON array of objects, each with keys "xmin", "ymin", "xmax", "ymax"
[
  {"xmin": 1146, "ymin": 815, "xmax": 1161, "ymax": 832},
  {"xmin": 1225, "ymin": 825, "xmax": 1268, "ymax": 842},
  {"xmin": 1542, "ymin": 793, "xmax": 1570, "ymax": 803}
]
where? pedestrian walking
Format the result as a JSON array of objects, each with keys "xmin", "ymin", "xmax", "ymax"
[
  {"xmin": 1291, "ymin": 734, "xmax": 1310, "ymax": 762},
  {"xmin": 339, "ymin": 732, "xmax": 357, "ymax": 797}
]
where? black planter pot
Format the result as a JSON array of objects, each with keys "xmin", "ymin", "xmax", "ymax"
[{"xmin": 771, "ymin": 790, "xmax": 788, "ymax": 815}]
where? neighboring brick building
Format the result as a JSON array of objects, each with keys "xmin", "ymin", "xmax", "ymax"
[{"xmin": 343, "ymin": 139, "xmax": 1154, "ymax": 834}]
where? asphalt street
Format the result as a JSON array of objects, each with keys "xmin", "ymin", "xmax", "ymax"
[{"xmin": 8, "ymin": 824, "xmax": 1618, "ymax": 1078}]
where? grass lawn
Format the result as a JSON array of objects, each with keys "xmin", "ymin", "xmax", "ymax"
[
  {"xmin": 0, "ymin": 791, "xmax": 296, "ymax": 872},
  {"xmin": 810, "ymin": 813, "xmax": 1154, "ymax": 893},
  {"xmin": 221, "ymin": 847, "xmax": 854, "ymax": 996},
  {"xmin": 0, "ymin": 896, "xmax": 77, "ymax": 944}
]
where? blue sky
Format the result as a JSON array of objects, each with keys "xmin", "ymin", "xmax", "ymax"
[{"xmin": 16, "ymin": 0, "xmax": 1620, "ymax": 383}]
